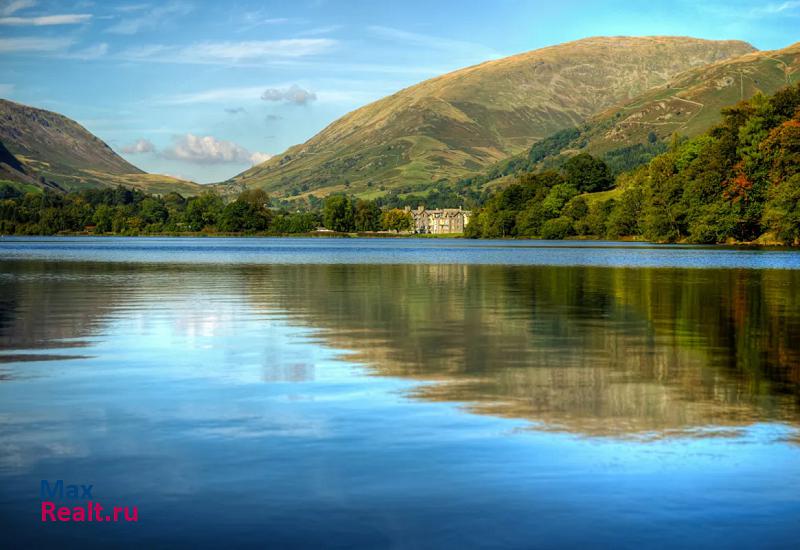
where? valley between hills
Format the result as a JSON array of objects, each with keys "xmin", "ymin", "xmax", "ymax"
[
  {"xmin": 4, "ymin": 35, "xmax": 798, "ymax": 200},
  {"xmin": 1, "ymin": 35, "xmax": 800, "ymax": 244}
]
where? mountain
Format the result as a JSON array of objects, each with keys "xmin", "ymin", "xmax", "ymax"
[
  {"xmin": 223, "ymin": 36, "xmax": 755, "ymax": 198},
  {"xmin": 502, "ymin": 40, "xmax": 800, "ymax": 177},
  {"xmin": 0, "ymin": 99, "xmax": 204, "ymax": 195},
  {"xmin": 0, "ymin": 139, "xmax": 60, "ymax": 193}
]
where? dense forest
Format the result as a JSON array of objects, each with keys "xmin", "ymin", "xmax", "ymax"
[{"xmin": 467, "ymin": 83, "xmax": 800, "ymax": 245}]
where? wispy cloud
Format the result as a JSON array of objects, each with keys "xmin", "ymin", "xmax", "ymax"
[
  {"xmin": 296, "ymin": 25, "xmax": 341, "ymax": 37},
  {"xmin": 224, "ymin": 107, "xmax": 246, "ymax": 115},
  {"xmin": 0, "ymin": 83, "xmax": 14, "ymax": 95},
  {"xmin": 261, "ymin": 84, "xmax": 317, "ymax": 105},
  {"xmin": 188, "ymin": 39, "xmax": 335, "ymax": 61},
  {"xmin": 367, "ymin": 25, "xmax": 499, "ymax": 58},
  {"xmin": 758, "ymin": 1, "xmax": 800, "ymax": 14},
  {"xmin": 64, "ymin": 43, "xmax": 108, "ymax": 59},
  {"xmin": 122, "ymin": 38, "xmax": 337, "ymax": 65},
  {"xmin": 114, "ymin": 3, "xmax": 150, "ymax": 13},
  {"xmin": 155, "ymin": 85, "xmax": 266, "ymax": 105},
  {"xmin": 694, "ymin": 0, "xmax": 800, "ymax": 19},
  {"xmin": 106, "ymin": 1, "xmax": 192, "ymax": 35},
  {"xmin": 0, "ymin": 36, "xmax": 74, "ymax": 53},
  {"xmin": 0, "ymin": 37, "xmax": 107, "ymax": 59},
  {"xmin": 0, "ymin": 13, "xmax": 91, "ymax": 25},
  {"xmin": 0, "ymin": 0, "xmax": 37, "ymax": 17},
  {"xmin": 238, "ymin": 10, "xmax": 289, "ymax": 32}
]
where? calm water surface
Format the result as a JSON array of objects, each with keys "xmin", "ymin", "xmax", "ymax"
[{"xmin": 1, "ymin": 237, "xmax": 799, "ymax": 548}]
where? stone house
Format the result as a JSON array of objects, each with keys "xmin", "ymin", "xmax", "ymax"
[{"xmin": 407, "ymin": 206, "xmax": 472, "ymax": 234}]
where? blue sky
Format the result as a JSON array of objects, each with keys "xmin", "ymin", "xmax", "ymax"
[{"xmin": 0, "ymin": 0, "xmax": 798, "ymax": 183}]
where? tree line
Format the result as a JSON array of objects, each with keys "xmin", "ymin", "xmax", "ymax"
[
  {"xmin": 0, "ymin": 186, "xmax": 415, "ymax": 236},
  {"xmin": 467, "ymin": 83, "xmax": 800, "ymax": 245}
]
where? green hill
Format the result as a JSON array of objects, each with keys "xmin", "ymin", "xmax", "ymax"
[
  {"xmin": 493, "ymin": 40, "xmax": 800, "ymax": 179},
  {"xmin": 0, "ymin": 99, "xmax": 204, "ymax": 196},
  {"xmin": 222, "ymin": 36, "xmax": 754, "ymax": 198}
]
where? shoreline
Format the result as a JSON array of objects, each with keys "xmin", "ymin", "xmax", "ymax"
[{"xmin": 0, "ymin": 231, "xmax": 795, "ymax": 249}]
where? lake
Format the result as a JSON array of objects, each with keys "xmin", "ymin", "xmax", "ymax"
[{"xmin": 1, "ymin": 237, "xmax": 799, "ymax": 548}]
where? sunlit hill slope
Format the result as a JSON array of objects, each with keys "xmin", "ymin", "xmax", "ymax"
[
  {"xmin": 505, "ymin": 40, "xmax": 800, "ymax": 176},
  {"xmin": 225, "ymin": 36, "xmax": 755, "ymax": 198}
]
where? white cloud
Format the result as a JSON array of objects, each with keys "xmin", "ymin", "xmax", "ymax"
[
  {"xmin": 0, "ymin": 36, "xmax": 74, "ymax": 52},
  {"xmin": 0, "ymin": 0, "xmax": 37, "ymax": 17},
  {"xmin": 0, "ymin": 13, "xmax": 91, "ymax": 25},
  {"xmin": 161, "ymin": 133, "xmax": 269, "ymax": 166},
  {"xmin": 0, "ymin": 83, "xmax": 13, "ymax": 95},
  {"xmin": 121, "ymin": 138, "xmax": 155, "ymax": 154},
  {"xmin": 106, "ymin": 1, "xmax": 192, "ymax": 35},
  {"xmin": 261, "ymin": 84, "xmax": 317, "ymax": 105},
  {"xmin": 123, "ymin": 38, "xmax": 336, "ymax": 65},
  {"xmin": 249, "ymin": 152, "xmax": 272, "ymax": 165}
]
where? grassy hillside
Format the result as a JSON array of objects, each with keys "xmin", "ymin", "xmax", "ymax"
[
  {"xmin": 0, "ymin": 139, "xmax": 62, "ymax": 192},
  {"xmin": 592, "ymin": 41, "xmax": 800, "ymax": 151},
  {"xmin": 223, "ymin": 36, "xmax": 754, "ymax": 198},
  {"xmin": 495, "ymin": 41, "xmax": 800, "ymax": 178},
  {"xmin": 0, "ymin": 99, "xmax": 204, "ymax": 196}
]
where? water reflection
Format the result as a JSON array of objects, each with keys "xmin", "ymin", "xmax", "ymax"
[
  {"xmin": 243, "ymin": 264, "xmax": 800, "ymax": 436},
  {"xmin": 3, "ymin": 247, "xmax": 800, "ymax": 547},
  {"xmin": 2, "ymin": 259, "xmax": 799, "ymax": 438}
]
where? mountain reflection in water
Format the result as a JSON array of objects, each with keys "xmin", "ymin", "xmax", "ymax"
[{"xmin": 3, "ymin": 259, "xmax": 798, "ymax": 438}]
